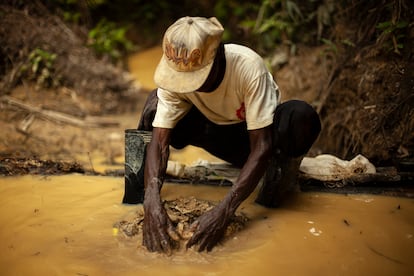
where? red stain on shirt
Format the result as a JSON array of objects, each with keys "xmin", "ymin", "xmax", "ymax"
[{"xmin": 236, "ymin": 102, "xmax": 246, "ymax": 120}]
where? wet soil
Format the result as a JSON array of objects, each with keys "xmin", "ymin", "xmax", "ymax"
[
  {"xmin": 0, "ymin": 84, "xmax": 147, "ymax": 173},
  {"xmin": 116, "ymin": 196, "xmax": 249, "ymax": 251},
  {"xmin": 0, "ymin": 157, "xmax": 85, "ymax": 176}
]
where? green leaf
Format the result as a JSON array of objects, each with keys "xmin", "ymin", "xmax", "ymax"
[
  {"xmin": 376, "ymin": 21, "xmax": 392, "ymax": 30},
  {"xmin": 32, "ymin": 62, "xmax": 39, "ymax": 74},
  {"xmin": 341, "ymin": 39, "xmax": 355, "ymax": 47},
  {"xmin": 396, "ymin": 21, "xmax": 408, "ymax": 29}
]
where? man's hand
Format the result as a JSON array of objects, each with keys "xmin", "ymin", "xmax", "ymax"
[
  {"xmin": 142, "ymin": 200, "xmax": 180, "ymax": 255},
  {"xmin": 186, "ymin": 203, "xmax": 231, "ymax": 252},
  {"xmin": 142, "ymin": 127, "xmax": 178, "ymax": 254}
]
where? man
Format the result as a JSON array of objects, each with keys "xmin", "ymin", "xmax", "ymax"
[{"xmin": 135, "ymin": 16, "xmax": 321, "ymax": 253}]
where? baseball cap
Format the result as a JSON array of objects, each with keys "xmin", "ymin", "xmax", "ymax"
[{"xmin": 154, "ymin": 16, "xmax": 224, "ymax": 93}]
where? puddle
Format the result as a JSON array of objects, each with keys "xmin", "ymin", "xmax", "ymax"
[
  {"xmin": 0, "ymin": 175, "xmax": 413, "ymax": 275},
  {"xmin": 128, "ymin": 46, "xmax": 162, "ymax": 90}
]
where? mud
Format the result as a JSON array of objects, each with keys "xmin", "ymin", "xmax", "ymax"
[
  {"xmin": 0, "ymin": 157, "xmax": 85, "ymax": 176},
  {"xmin": 116, "ymin": 196, "xmax": 248, "ymax": 250}
]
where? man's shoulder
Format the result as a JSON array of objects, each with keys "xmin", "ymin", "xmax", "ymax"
[
  {"xmin": 224, "ymin": 44, "xmax": 268, "ymax": 77},
  {"xmin": 224, "ymin": 43, "xmax": 263, "ymax": 61}
]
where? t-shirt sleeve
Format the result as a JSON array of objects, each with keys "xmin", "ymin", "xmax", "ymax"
[
  {"xmin": 244, "ymin": 72, "xmax": 280, "ymax": 130},
  {"xmin": 152, "ymin": 88, "xmax": 192, "ymax": 129}
]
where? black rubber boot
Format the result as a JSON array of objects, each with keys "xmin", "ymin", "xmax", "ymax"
[
  {"xmin": 122, "ymin": 129, "xmax": 152, "ymax": 204},
  {"xmin": 255, "ymin": 150, "xmax": 303, "ymax": 208}
]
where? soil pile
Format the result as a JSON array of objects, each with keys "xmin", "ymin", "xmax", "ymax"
[
  {"xmin": 0, "ymin": 1, "xmax": 143, "ymax": 115},
  {"xmin": 0, "ymin": 156, "xmax": 85, "ymax": 176},
  {"xmin": 274, "ymin": 1, "xmax": 414, "ymax": 167},
  {"xmin": 318, "ymin": 1, "xmax": 413, "ymax": 166},
  {"xmin": 318, "ymin": 55, "xmax": 413, "ymax": 165},
  {"xmin": 0, "ymin": 1, "xmax": 146, "ymax": 163},
  {"xmin": 115, "ymin": 196, "xmax": 249, "ymax": 251}
]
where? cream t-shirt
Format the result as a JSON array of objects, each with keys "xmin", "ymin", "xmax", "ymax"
[{"xmin": 152, "ymin": 44, "xmax": 280, "ymax": 130}]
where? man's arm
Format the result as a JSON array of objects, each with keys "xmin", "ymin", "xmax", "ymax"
[
  {"xmin": 186, "ymin": 126, "xmax": 273, "ymax": 251},
  {"xmin": 142, "ymin": 127, "xmax": 179, "ymax": 254},
  {"xmin": 225, "ymin": 126, "xmax": 273, "ymax": 210},
  {"xmin": 144, "ymin": 127, "xmax": 170, "ymax": 192}
]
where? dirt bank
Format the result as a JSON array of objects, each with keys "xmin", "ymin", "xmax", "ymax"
[{"xmin": 1, "ymin": 1, "xmax": 413, "ymax": 174}]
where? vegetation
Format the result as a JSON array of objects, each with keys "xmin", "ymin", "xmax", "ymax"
[
  {"xmin": 14, "ymin": 0, "xmax": 411, "ymax": 63},
  {"xmin": 1, "ymin": 0, "xmax": 413, "ymax": 163},
  {"xmin": 376, "ymin": 20, "xmax": 409, "ymax": 55},
  {"xmin": 87, "ymin": 19, "xmax": 134, "ymax": 62},
  {"xmin": 21, "ymin": 48, "xmax": 60, "ymax": 89}
]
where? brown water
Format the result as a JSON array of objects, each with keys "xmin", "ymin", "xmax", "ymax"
[
  {"xmin": 1, "ymin": 47, "xmax": 413, "ymax": 275},
  {"xmin": 128, "ymin": 46, "xmax": 162, "ymax": 90},
  {"xmin": 0, "ymin": 175, "xmax": 413, "ymax": 275}
]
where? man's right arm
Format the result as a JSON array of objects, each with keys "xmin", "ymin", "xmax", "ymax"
[
  {"xmin": 144, "ymin": 127, "xmax": 171, "ymax": 193},
  {"xmin": 142, "ymin": 127, "xmax": 179, "ymax": 253}
]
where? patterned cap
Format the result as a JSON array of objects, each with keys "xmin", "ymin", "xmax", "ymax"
[{"xmin": 154, "ymin": 16, "xmax": 224, "ymax": 93}]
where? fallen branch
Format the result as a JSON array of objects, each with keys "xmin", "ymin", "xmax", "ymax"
[{"xmin": 1, "ymin": 95, "xmax": 119, "ymax": 128}]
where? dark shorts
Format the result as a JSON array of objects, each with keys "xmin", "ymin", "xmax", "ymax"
[{"xmin": 138, "ymin": 89, "xmax": 321, "ymax": 168}]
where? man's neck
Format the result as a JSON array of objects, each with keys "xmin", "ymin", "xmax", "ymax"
[{"xmin": 197, "ymin": 43, "xmax": 226, "ymax": 93}]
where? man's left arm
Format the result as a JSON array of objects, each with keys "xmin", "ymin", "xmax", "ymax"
[{"xmin": 186, "ymin": 126, "xmax": 273, "ymax": 251}]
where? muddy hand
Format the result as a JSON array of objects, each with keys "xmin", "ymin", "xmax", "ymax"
[
  {"xmin": 143, "ymin": 202, "xmax": 180, "ymax": 254},
  {"xmin": 186, "ymin": 206, "xmax": 229, "ymax": 252}
]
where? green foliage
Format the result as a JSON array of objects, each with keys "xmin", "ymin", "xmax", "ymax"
[
  {"xmin": 63, "ymin": 10, "xmax": 81, "ymax": 24},
  {"xmin": 219, "ymin": 0, "xmax": 334, "ymax": 53},
  {"xmin": 48, "ymin": 0, "xmax": 136, "ymax": 62},
  {"xmin": 213, "ymin": 0, "xmax": 259, "ymax": 42},
  {"xmin": 341, "ymin": 39, "xmax": 356, "ymax": 48},
  {"xmin": 376, "ymin": 20, "xmax": 409, "ymax": 55},
  {"xmin": 251, "ymin": 0, "xmax": 304, "ymax": 51},
  {"xmin": 20, "ymin": 48, "xmax": 60, "ymax": 89},
  {"xmin": 51, "ymin": 0, "xmax": 81, "ymax": 24},
  {"xmin": 87, "ymin": 19, "xmax": 134, "ymax": 61},
  {"xmin": 320, "ymin": 38, "xmax": 337, "ymax": 55}
]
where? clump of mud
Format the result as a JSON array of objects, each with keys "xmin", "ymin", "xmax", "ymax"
[
  {"xmin": 0, "ymin": 157, "xmax": 85, "ymax": 176},
  {"xmin": 115, "ymin": 196, "xmax": 249, "ymax": 250}
]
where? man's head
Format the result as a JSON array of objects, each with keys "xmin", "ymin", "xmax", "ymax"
[{"xmin": 154, "ymin": 16, "xmax": 224, "ymax": 93}]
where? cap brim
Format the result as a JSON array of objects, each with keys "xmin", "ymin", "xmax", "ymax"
[{"xmin": 154, "ymin": 55, "xmax": 213, "ymax": 93}]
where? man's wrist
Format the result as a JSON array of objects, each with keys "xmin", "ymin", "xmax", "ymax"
[
  {"xmin": 222, "ymin": 189, "xmax": 241, "ymax": 215},
  {"xmin": 145, "ymin": 177, "xmax": 162, "ymax": 193},
  {"xmin": 144, "ymin": 177, "xmax": 163, "ymax": 207},
  {"xmin": 150, "ymin": 177, "xmax": 163, "ymax": 189}
]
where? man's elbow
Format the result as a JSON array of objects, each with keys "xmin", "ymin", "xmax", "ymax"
[
  {"xmin": 263, "ymin": 142, "xmax": 273, "ymax": 162},
  {"xmin": 255, "ymin": 139, "xmax": 273, "ymax": 163}
]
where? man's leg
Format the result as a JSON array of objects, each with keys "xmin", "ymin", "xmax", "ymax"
[
  {"xmin": 137, "ymin": 89, "xmax": 158, "ymax": 131},
  {"xmin": 256, "ymin": 100, "xmax": 321, "ymax": 207},
  {"xmin": 171, "ymin": 108, "xmax": 250, "ymax": 168}
]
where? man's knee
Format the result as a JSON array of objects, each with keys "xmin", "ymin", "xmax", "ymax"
[
  {"xmin": 274, "ymin": 100, "xmax": 321, "ymax": 157},
  {"xmin": 294, "ymin": 100, "xmax": 321, "ymax": 142},
  {"xmin": 290, "ymin": 100, "xmax": 321, "ymax": 136}
]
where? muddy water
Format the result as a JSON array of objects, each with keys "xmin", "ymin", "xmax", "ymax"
[
  {"xmin": 128, "ymin": 46, "xmax": 162, "ymax": 90},
  {"xmin": 0, "ymin": 47, "xmax": 413, "ymax": 275},
  {"xmin": 0, "ymin": 175, "xmax": 413, "ymax": 275}
]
